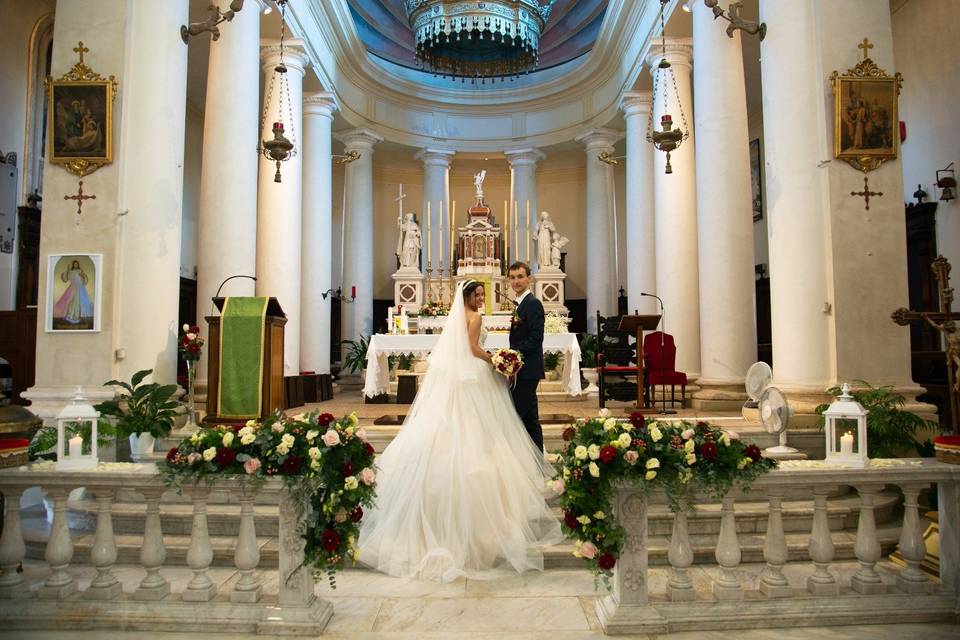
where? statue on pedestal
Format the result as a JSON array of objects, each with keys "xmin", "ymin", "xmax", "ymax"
[
  {"xmin": 473, "ymin": 170, "xmax": 486, "ymax": 201},
  {"xmin": 396, "ymin": 212, "xmax": 422, "ymax": 269},
  {"xmin": 534, "ymin": 211, "xmax": 566, "ymax": 269}
]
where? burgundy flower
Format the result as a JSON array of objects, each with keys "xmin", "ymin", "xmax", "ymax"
[
  {"xmin": 188, "ymin": 343, "xmax": 200, "ymax": 354},
  {"xmin": 745, "ymin": 444, "xmax": 763, "ymax": 462},
  {"xmin": 597, "ymin": 552, "xmax": 616, "ymax": 571},
  {"xmin": 317, "ymin": 413, "xmax": 336, "ymax": 427},
  {"xmin": 628, "ymin": 412, "xmax": 646, "ymax": 429},
  {"xmin": 282, "ymin": 455, "xmax": 303, "ymax": 475},
  {"xmin": 599, "ymin": 445, "xmax": 618, "ymax": 465},
  {"xmin": 700, "ymin": 441, "xmax": 718, "ymax": 461},
  {"xmin": 562, "ymin": 426, "xmax": 577, "ymax": 442},
  {"xmin": 180, "ymin": 336, "xmax": 190, "ymax": 347},
  {"xmin": 321, "ymin": 529, "xmax": 340, "ymax": 552},
  {"xmin": 342, "ymin": 462, "xmax": 354, "ymax": 478},
  {"xmin": 190, "ymin": 325, "xmax": 200, "ymax": 334},
  {"xmin": 363, "ymin": 441, "xmax": 376, "ymax": 457},
  {"xmin": 563, "ymin": 509, "xmax": 580, "ymax": 530},
  {"xmin": 214, "ymin": 446, "xmax": 237, "ymax": 468},
  {"xmin": 350, "ymin": 506, "xmax": 363, "ymax": 523},
  {"xmin": 165, "ymin": 447, "xmax": 179, "ymax": 462}
]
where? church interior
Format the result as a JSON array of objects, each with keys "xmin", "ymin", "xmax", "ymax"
[{"xmin": 0, "ymin": 0, "xmax": 959, "ymax": 637}]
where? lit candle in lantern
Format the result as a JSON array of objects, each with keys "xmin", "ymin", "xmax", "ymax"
[
  {"xmin": 840, "ymin": 431, "xmax": 854, "ymax": 456},
  {"xmin": 69, "ymin": 435, "xmax": 83, "ymax": 458},
  {"xmin": 661, "ymin": 114, "xmax": 673, "ymax": 129}
]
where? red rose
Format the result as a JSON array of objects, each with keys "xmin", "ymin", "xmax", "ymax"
[
  {"xmin": 628, "ymin": 412, "xmax": 646, "ymax": 429},
  {"xmin": 363, "ymin": 441, "xmax": 376, "ymax": 456},
  {"xmin": 351, "ymin": 506, "xmax": 363, "ymax": 522},
  {"xmin": 563, "ymin": 509, "xmax": 580, "ymax": 530},
  {"xmin": 165, "ymin": 447, "xmax": 179, "ymax": 462},
  {"xmin": 180, "ymin": 336, "xmax": 189, "ymax": 346},
  {"xmin": 321, "ymin": 529, "xmax": 340, "ymax": 552},
  {"xmin": 745, "ymin": 444, "xmax": 763, "ymax": 462},
  {"xmin": 188, "ymin": 343, "xmax": 200, "ymax": 353},
  {"xmin": 318, "ymin": 413, "xmax": 336, "ymax": 426},
  {"xmin": 599, "ymin": 445, "xmax": 618, "ymax": 464},
  {"xmin": 597, "ymin": 552, "xmax": 616, "ymax": 571},
  {"xmin": 214, "ymin": 446, "xmax": 236, "ymax": 468},
  {"xmin": 342, "ymin": 462, "xmax": 354, "ymax": 478},
  {"xmin": 700, "ymin": 441, "xmax": 718, "ymax": 460},
  {"xmin": 562, "ymin": 427, "xmax": 576, "ymax": 442},
  {"xmin": 190, "ymin": 325, "xmax": 200, "ymax": 334},
  {"xmin": 282, "ymin": 455, "xmax": 303, "ymax": 474}
]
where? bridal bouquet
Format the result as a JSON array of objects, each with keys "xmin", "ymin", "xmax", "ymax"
[
  {"xmin": 178, "ymin": 323, "xmax": 204, "ymax": 362},
  {"xmin": 491, "ymin": 348, "xmax": 524, "ymax": 378}
]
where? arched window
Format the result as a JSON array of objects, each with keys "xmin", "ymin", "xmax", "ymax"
[{"xmin": 22, "ymin": 13, "xmax": 54, "ymax": 204}]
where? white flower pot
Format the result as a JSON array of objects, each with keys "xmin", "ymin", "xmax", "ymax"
[
  {"xmin": 129, "ymin": 433, "xmax": 155, "ymax": 462},
  {"xmin": 582, "ymin": 368, "xmax": 600, "ymax": 397}
]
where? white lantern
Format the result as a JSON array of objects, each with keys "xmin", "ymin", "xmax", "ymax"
[
  {"xmin": 55, "ymin": 386, "xmax": 99, "ymax": 471},
  {"xmin": 822, "ymin": 382, "xmax": 869, "ymax": 468}
]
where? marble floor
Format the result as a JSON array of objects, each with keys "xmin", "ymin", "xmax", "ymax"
[{"xmin": 9, "ymin": 559, "xmax": 959, "ymax": 639}]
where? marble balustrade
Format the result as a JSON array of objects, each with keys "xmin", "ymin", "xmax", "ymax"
[
  {"xmin": 0, "ymin": 465, "xmax": 332, "ymax": 636},
  {"xmin": 597, "ymin": 459, "xmax": 960, "ymax": 635}
]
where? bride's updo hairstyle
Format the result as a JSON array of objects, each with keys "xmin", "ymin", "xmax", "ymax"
[{"xmin": 462, "ymin": 279, "xmax": 483, "ymax": 301}]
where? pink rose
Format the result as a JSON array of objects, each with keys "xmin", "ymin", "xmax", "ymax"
[
  {"xmin": 244, "ymin": 458, "xmax": 261, "ymax": 474},
  {"xmin": 624, "ymin": 450, "xmax": 639, "ymax": 465},
  {"xmin": 551, "ymin": 479, "xmax": 565, "ymax": 495},
  {"xmin": 681, "ymin": 428, "xmax": 695, "ymax": 440},
  {"xmin": 359, "ymin": 467, "xmax": 376, "ymax": 485},
  {"xmin": 355, "ymin": 428, "xmax": 367, "ymax": 441},
  {"xmin": 580, "ymin": 541, "xmax": 598, "ymax": 559},
  {"xmin": 322, "ymin": 430, "xmax": 341, "ymax": 447},
  {"xmin": 271, "ymin": 423, "xmax": 285, "ymax": 433},
  {"xmin": 727, "ymin": 430, "xmax": 740, "ymax": 441},
  {"xmin": 187, "ymin": 452, "xmax": 202, "ymax": 464}
]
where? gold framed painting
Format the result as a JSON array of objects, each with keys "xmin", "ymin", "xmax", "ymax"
[
  {"xmin": 831, "ymin": 54, "xmax": 902, "ymax": 172},
  {"xmin": 46, "ymin": 42, "xmax": 117, "ymax": 177}
]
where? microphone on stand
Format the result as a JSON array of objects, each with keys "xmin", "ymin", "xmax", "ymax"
[
  {"xmin": 640, "ymin": 292, "xmax": 665, "ymax": 347},
  {"xmin": 211, "ymin": 275, "xmax": 257, "ymax": 315}
]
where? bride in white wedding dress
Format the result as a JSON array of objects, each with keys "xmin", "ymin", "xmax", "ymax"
[{"xmin": 357, "ymin": 280, "xmax": 563, "ymax": 582}]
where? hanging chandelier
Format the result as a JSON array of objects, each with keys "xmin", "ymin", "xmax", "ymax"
[
  {"xmin": 404, "ymin": 0, "xmax": 556, "ymax": 83},
  {"xmin": 258, "ymin": 0, "xmax": 297, "ymax": 183},
  {"xmin": 646, "ymin": 0, "xmax": 690, "ymax": 174}
]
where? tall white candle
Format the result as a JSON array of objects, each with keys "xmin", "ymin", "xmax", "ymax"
[
  {"xmin": 840, "ymin": 431, "xmax": 854, "ymax": 456},
  {"xmin": 426, "ymin": 201, "xmax": 432, "ymax": 264},
  {"xmin": 513, "ymin": 200, "xmax": 519, "ymax": 264},
  {"xmin": 387, "ymin": 307, "xmax": 394, "ymax": 334},
  {"xmin": 68, "ymin": 435, "xmax": 83, "ymax": 458},
  {"xmin": 503, "ymin": 200, "xmax": 509, "ymax": 265},
  {"xmin": 525, "ymin": 200, "xmax": 531, "ymax": 263},
  {"xmin": 450, "ymin": 200, "xmax": 456, "ymax": 272},
  {"xmin": 438, "ymin": 200, "xmax": 443, "ymax": 273}
]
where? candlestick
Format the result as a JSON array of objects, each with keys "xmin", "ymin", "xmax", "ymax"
[
  {"xmin": 438, "ymin": 200, "xmax": 444, "ymax": 274},
  {"xmin": 503, "ymin": 200, "xmax": 509, "ymax": 268},
  {"xmin": 450, "ymin": 200, "xmax": 456, "ymax": 273},
  {"xmin": 387, "ymin": 307, "xmax": 394, "ymax": 334},
  {"xmin": 69, "ymin": 435, "xmax": 83, "ymax": 458},
  {"xmin": 840, "ymin": 431, "xmax": 854, "ymax": 456},
  {"xmin": 513, "ymin": 200, "xmax": 519, "ymax": 264},
  {"xmin": 525, "ymin": 200, "xmax": 531, "ymax": 263},
  {"xmin": 426, "ymin": 201, "xmax": 432, "ymax": 265}
]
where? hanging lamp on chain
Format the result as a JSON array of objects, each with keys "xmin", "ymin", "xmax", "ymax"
[
  {"xmin": 646, "ymin": 0, "xmax": 690, "ymax": 175},
  {"xmin": 258, "ymin": 0, "xmax": 297, "ymax": 183}
]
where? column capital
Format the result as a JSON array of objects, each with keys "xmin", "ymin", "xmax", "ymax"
[
  {"xmin": 336, "ymin": 128, "xmax": 383, "ymax": 153},
  {"xmin": 260, "ymin": 39, "xmax": 310, "ymax": 75},
  {"xmin": 645, "ymin": 37, "xmax": 694, "ymax": 73},
  {"xmin": 503, "ymin": 147, "xmax": 545, "ymax": 167},
  {"xmin": 576, "ymin": 128, "xmax": 623, "ymax": 153},
  {"xmin": 414, "ymin": 147, "xmax": 456, "ymax": 168},
  {"xmin": 620, "ymin": 91, "xmax": 653, "ymax": 119},
  {"xmin": 303, "ymin": 92, "xmax": 339, "ymax": 119}
]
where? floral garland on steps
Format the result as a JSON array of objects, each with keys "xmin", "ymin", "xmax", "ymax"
[
  {"xmin": 552, "ymin": 410, "xmax": 777, "ymax": 585},
  {"xmin": 157, "ymin": 411, "xmax": 376, "ymax": 588}
]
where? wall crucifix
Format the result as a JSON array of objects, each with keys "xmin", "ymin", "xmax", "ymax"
[
  {"xmin": 850, "ymin": 174, "xmax": 883, "ymax": 210},
  {"xmin": 64, "ymin": 180, "xmax": 95, "ymax": 217}
]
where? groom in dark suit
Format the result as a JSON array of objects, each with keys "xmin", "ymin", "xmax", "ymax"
[{"xmin": 507, "ymin": 262, "xmax": 545, "ymax": 451}]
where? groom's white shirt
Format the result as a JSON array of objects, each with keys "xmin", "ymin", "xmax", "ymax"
[{"xmin": 515, "ymin": 289, "xmax": 532, "ymax": 306}]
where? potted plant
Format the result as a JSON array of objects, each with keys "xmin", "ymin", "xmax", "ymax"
[
  {"xmin": 544, "ymin": 351, "xmax": 562, "ymax": 382},
  {"xmin": 342, "ymin": 335, "xmax": 371, "ymax": 377},
  {"xmin": 578, "ymin": 333, "xmax": 599, "ymax": 396},
  {"xmin": 95, "ymin": 369, "xmax": 179, "ymax": 461}
]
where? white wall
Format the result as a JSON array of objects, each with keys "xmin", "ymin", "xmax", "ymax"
[
  {"xmin": 180, "ymin": 105, "xmax": 202, "ymax": 279},
  {"xmin": 892, "ymin": 0, "xmax": 960, "ymax": 272}
]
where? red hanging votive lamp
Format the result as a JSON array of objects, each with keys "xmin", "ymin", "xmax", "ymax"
[
  {"xmin": 256, "ymin": 0, "xmax": 297, "ymax": 183},
  {"xmin": 646, "ymin": 0, "xmax": 690, "ymax": 174}
]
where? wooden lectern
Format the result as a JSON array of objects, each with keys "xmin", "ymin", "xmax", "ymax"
[
  {"xmin": 617, "ymin": 314, "xmax": 661, "ymax": 408},
  {"xmin": 205, "ymin": 297, "xmax": 286, "ymax": 423}
]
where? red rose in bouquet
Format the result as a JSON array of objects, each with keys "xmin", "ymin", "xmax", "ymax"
[
  {"xmin": 363, "ymin": 441, "xmax": 376, "ymax": 456},
  {"xmin": 597, "ymin": 552, "xmax": 616, "ymax": 571},
  {"xmin": 351, "ymin": 506, "xmax": 364, "ymax": 523},
  {"xmin": 628, "ymin": 412, "xmax": 646, "ymax": 429},
  {"xmin": 745, "ymin": 444, "xmax": 763, "ymax": 462},
  {"xmin": 166, "ymin": 447, "xmax": 179, "ymax": 462},
  {"xmin": 214, "ymin": 446, "xmax": 237, "ymax": 468},
  {"xmin": 562, "ymin": 426, "xmax": 577, "ymax": 442},
  {"xmin": 282, "ymin": 455, "xmax": 303, "ymax": 475},
  {"xmin": 599, "ymin": 445, "xmax": 618, "ymax": 464},
  {"xmin": 491, "ymin": 348, "xmax": 524, "ymax": 378},
  {"xmin": 563, "ymin": 509, "xmax": 580, "ymax": 530},
  {"xmin": 700, "ymin": 441, "xmax": 718, "ymax": 460},
  {"xmin": 342, "ymin": 462, "xmax": 354, "ymax": 478},
  {"xmin": 317, "ymin": 412, "xmax": 336, "ymax": 426},
  {"xmin": 321, "ymin": 529, "xmax": 340, "ymax": 552}
]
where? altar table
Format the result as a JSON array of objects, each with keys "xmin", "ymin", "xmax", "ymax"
[{"xmin": 362, "ymin": 332, "xmax": 582, "ymax": 398}]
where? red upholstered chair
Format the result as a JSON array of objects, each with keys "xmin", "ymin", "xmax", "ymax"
[{"xmin": 643, "ymin": 331, "xmax": 687, "ymax": 410}]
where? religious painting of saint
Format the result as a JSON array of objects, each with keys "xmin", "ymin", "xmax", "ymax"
[
  {"xmin": 46, "ymin": 253, "xmax": 101, "ymax": 332},
  {"xmin": 833, "ymin": 74, "xmax": 899, "ymax": 165}
]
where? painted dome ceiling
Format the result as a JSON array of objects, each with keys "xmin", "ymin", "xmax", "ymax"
[{"xmin": 346, "ymin": 0, "xmax": 609, "ymax": 73}]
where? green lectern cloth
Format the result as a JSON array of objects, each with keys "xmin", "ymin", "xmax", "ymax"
[{"xmin": 218, "ymin": 297, "xmax": 269, "ymax": 418}]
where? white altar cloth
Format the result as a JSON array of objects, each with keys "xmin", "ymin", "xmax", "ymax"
[{"xmin": 363, "ymin": 332, "xmax": 582, "ymax": 398}]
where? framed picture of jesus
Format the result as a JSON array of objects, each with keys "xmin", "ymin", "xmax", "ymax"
[{"xmin": 46, "ymin": 253, "xmax": 102, "ymax": 332}]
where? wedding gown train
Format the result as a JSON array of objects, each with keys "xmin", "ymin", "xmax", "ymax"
[{"xmin": 356, "ymin": 285, "xmax": 562, "ymax": 582}]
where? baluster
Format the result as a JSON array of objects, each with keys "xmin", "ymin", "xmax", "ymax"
[
  {"xmin": 135, "ymin": 488, "xmax": 169, "ymax": 600},
  {"xmin": 667, "ymin": 501, "xmax": 695, "ymax": 601},
  {"xmin": 807, "ymin": 486, "xmax": 838, "ymax": 595},
  {"xmin": 38, "ymin": 488, "xmax": 76, "ymax": 599},
  {"xmin": 712, "ymin": 495, "xmax": 742, "ymax": 600},
  {"xmin": 182, "ymin": 487, "xmax": 217, "ymax": 601},
  {"xmin": 86, "ymin": 488, "xmax": 121, "ymax": 599},
  {"xmin": 0, "ymin": 487, "xmax": 28, "ymax": 599},
  {"xmin": 232, "ymin": 489, "xmax": 262, "ymax": 603},
  {"xmin": 850, "ymin": 484, "xmax": 886, "ymax": 595},
  {"xmin": 278, "ymin": 489, "xmax": 319, "ymax": 608},
  {"xmin": 759, "ymin": 491, "xmax": 791, "ymax": 597},
  {"xmin": 896, "ymin": 482, "xmax": 933, "ymax": 593}
]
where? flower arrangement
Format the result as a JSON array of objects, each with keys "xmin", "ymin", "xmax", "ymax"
[
  {"xmin": 157, "ymin": 411, "xmax": 377, "ymax": 587},
  {"xmin": 544, "ymin": 312, "xmax": 571, "ymax": 334},
  {"xmin": 491, "ymin": 348, "xmax": 524, "ymax": 378},
  {"xmin": 553, "ymin": 410, "xmax": 776, "ymax": 584},
  {"xmin": 418, "ymin": 301, "xmax": 448, "ymax": 317},
  {"xmin": 178, "ymin": 323, "xmax": 204, "ymax": 362}
]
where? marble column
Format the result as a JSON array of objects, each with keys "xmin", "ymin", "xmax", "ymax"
[
  {"xmin": 195, "ymin": 4, "xmax": 260, "ymax": 380},
  {"xmin": 619, "ymin": 92, "xmax": 656, "ymax": 316},
  {"xmin": 504, "ymin": 148, "xmax": 545, "ymax": 268},
  {"xmin": 691, "ymin": 3, "xmax": 757, "ymax": 408},
  {"xmin": 576, "ymin": 129, "xmax": 621, "ymax": 334},
  {"xmin": 255, "ymin": 43, "xmax": 308, "ymax": 376},
  {"xmin": 647, "ymin": 39, "xmax": 700, "ymax": 380},
  {"xmin": 415, "ymin": 148, "xmax": 456, "ymax": 275},
  {"xmin": 338, "ymin": 129, "xmax": 383, "ymax": 344},
  {"xmin": 300, "ymin": 93, "xmax": 338, "ymax": 375},
  {"xmin": 115, "ymin": 0, "xmax": 190, "ymax": 383}
]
